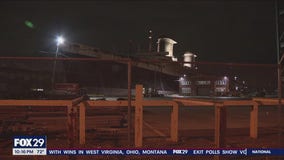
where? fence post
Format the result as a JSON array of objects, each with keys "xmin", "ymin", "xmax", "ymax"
[
  {"xmin": 170, "ymin": 102, "xmax": 178, "ymax": 142},
  {"xmin": 127, "ymin": 60, "xmax": 132, "ymax": 146},
  {"xmin": 135, "ymin": 84, "xmax": 143, "ymax": 147},
  {"xmin": 67, "ymin": 105, "xmax": 76, "ymax": 146},
  {"xmin": 79, "ymin": 102, "xmax": 86, "ymax": 145},
  {"xmin": 214, "ymin": 103, "xmax": 226, "ymax": 148},
  {"xmin": 250, "ymin": 102, "xmax": 258, "ymax": 139},
  {"xmin": 67, "ymin": 105, "xmax": 76, "ymax": 160},
  {"xmin": 67, "ymin": 105, "xmax": 72, "ymax": 147}
]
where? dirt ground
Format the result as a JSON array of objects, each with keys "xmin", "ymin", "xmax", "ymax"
[{"xmin": 0, "ymin": 105, "xmax": 283, "ymax": 160}]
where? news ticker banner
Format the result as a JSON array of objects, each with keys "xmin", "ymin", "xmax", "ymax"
[
  {"xmin": 12, "ymin": 136, "xmax": 284, "ymax": 156},
  {"xmin": 13, "ymin": 148, "xmax": 284, "ymax": 156}
]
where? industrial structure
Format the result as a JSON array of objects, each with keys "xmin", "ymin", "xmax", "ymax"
[
  {"xmin": 178, "ymin": 75, "xmax": 230, "ymax": 96},
  {"xmin": 0, "ymin": 35, "xmax": 249, "ymax": 99},
  {"xmin": 59, "ymin": 36, "xmax": 248, "ymax": 97}
]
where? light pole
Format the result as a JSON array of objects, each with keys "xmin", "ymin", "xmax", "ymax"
[
  {"xmin": 51, "ymin": 36, "xmax": 64, "ymax": 89},
  {"xmin": 275, "ymin": 0, "xmax": 283, "ymax": 151}
]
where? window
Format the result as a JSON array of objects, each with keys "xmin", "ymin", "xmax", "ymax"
[
  {"xmin": 181, "ymin": 87, "xmax": 191, "ymax": 94},
  {"xmin": 196, "ymin": 81, "xmax": 211, "ymax": 85},
  {"xmin": 215, "ymin": 87, "xmax": 225, "ymax": 92},
  {"xmin": 215, "ymin": 80, "xmax": 226, "ymax": 85},
  {"xmin": 181, "ymin": 80, "xmax": 191, "ymax": 86}
]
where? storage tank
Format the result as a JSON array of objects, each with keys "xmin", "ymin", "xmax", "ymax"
[
  {"xmin": 183, "ymin": 51, "xmax": 197, "ymax": 68},
  {"xmin": 157, "ymin": 38, "xmax": 177, "ymax": 58}
]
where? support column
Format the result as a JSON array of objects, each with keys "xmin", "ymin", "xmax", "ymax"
[
  {"xmin": 170, "ymin": 102, "xmax": 178, "ymax": 142},
  {"xmin": 67, "ymin": 105, "xmax": 73, "ymax": 147},
  {"xmin": 67, "ymin": 105, "xmax": 77, "ymax": 160},
  {"xmin": 135, "ymin": 85, "xmax": 143, "ymax": 147},
  {"xmin": 250, "ymin": 102, "xmax": 258, "ymax": 139},
  {"xmin": 127, "ymin": 60, "xmax": 132, "ymax": 146},
  {"xmin": 79, "ymin": 102, "xmax": 86, "ymax": 145},
  {"xmin": 72, "ymin": 106, "xmax": 77, "ymax": 145},
  {"xmin": 214, "ymin": 103, "xmax": 226, "ymax": 148}
]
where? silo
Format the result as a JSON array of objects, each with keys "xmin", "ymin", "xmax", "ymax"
[
  {"xmin": 157, "ymin": 38, "xmax": 177, "ymax": 58},
  {"xmin": 183, "ymin": 51, "xmax": 197, "ymax": 68}
]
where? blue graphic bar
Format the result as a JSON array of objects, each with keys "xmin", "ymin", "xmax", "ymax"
[{"xmin": 46, "ymin": 149, "xmax": 284, "ymax": 156}]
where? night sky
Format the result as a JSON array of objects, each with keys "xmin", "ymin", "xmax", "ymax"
[{"xmin": 0, "ymin": 0, "xmax": 282, "ymax": 64}]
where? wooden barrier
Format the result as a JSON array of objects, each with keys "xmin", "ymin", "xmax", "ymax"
[
  {"xmin": 135, "ymin": 85, "xmax": 143, "ymax": 147},
  {"xmin": 0, "ymin": 96, "xmax": 281, "ymax": 149},
  {"xmin": 0, "ymin": 100, "xmax": 71, "ymax": 106},
  {"xmin": 80, "ymin": 85, "xmax": 179, "ymax": 147},
  {"xmin": 79, "ymin": 102, "xmax": 86, "ymax": 145},
  {"xmin": 172, "ymin": 98, "xmax": 281, "ymax": 148},
  {"xmin": 0, "ymin": 97, "xmax": 84, "ymax": 149},
  {"xmin": 171, "ymin": 102, "xmax": 178, "ymax": 142}
]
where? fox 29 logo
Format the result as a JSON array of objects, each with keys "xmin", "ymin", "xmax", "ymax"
[{"xmin": 13, "ymin": 136, "xmax": 46, "ymax": 148}]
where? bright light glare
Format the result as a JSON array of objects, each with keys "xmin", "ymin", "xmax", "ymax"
[{"xmin": 56, "ymin": 36, "xmax": 64, "ymax": 45}]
